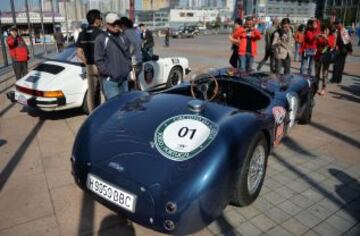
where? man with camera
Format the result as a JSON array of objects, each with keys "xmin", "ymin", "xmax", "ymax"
[
  {"xmin": 6, "ymin": 26, "xmax": 29, "ymax": 80},
  {"xmin": 230, "ymin": 17, "xmax": 261, "ymax": 72},
  {"xmin": 272, "ymin": 18, "xmax": 294, "ymax": 75}
]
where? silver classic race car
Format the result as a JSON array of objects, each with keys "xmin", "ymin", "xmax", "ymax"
[{"xmin": 7, "ymin": 44, "xmax": 190, "ymax": 113}]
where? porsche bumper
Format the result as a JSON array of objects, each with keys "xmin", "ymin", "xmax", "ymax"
[{"xmin": 6, "ymin": 90, "xmax": 66, "ymax": 109}]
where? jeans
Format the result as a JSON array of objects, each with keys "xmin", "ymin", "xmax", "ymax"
[
  {"xmin": 300, "ymin": 55, "xmax": 314, "ymax": 75},
  {"xmin": 257, "ymin": 48, "xmax": 275, "ymax": 72},
  {"xmin": 101, "ymin": 78, "xmax": 128, "ymax": 100},
  {"xmin": 239, "ymin": 54, "xmax": 254, "ymax": 72}
]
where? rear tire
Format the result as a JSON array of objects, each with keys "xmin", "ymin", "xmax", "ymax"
[
  {"xmin": 166, "ymin": 67, "xmax": 183, "ymax": 88},
  {"xmin": 231, "ymin": 133, "xmax": 268, "ymax": 207}
]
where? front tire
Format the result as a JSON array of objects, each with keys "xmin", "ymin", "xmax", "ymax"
[
  {"xmin": 231, "ymin": 133, "xmax": 268, "ymax": 207},
  {"xmin": 166, "ymin": 67, "xmax": 183, "ymax": 88}
]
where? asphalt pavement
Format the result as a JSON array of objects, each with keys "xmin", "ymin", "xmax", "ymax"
[{"xmin": 0, "ymin": 35, "xmax": 359, "ymax": 236}]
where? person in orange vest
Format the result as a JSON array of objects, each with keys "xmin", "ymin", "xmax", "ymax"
[
  {"xmin": 230, "ymin": 17, "xmax": 261, "ymax": 72},
  {"xmin": 6, "ymin": 26, "xmax": 30, "ymax": 80}
]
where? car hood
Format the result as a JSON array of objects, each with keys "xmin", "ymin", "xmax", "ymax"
[{"xmin": 73, "ymin": 92, "xmax": 240, "ymax": 193}]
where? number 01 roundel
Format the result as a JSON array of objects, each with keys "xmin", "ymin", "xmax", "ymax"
[{"xmin": 154, "ymin": 115, "xmax": 219, "ymax": 161}]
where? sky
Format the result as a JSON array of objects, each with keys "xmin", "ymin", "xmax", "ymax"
[
  {"xmin": 0, "ymin": 0, "xmax": 42, "ymax": 12},
  {"xmin": 0, "ymin": 0, "xmax": 143, "ymax": 12}
]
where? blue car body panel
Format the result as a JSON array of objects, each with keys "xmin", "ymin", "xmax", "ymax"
[{"xmin": 71, "ymin": 69, "xmax": 316, "ymax": 234}]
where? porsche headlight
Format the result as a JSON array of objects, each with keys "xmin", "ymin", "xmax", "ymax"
[
  {"xmin": 43, "ymin": 90, "xmax": 64, "ymax": 98},
  {"xmin": 286, "ymin": 92, "xmax": 299, "ymax": 129}
]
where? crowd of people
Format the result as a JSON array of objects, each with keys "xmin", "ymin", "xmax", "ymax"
[
  {"xmin": 73, "ymin": 10, "xmax": 155, "ymax": 112},
  {"xmin": 5, "ymin": 10, "xmax": 357, "ymax": 113},
  {"xmin": 229, "ymin": 16, "xmax": 354, "ymax": 96},
  {"xmin": 5, "ymin": 9, "xmax": 155, "ymax": 113}
]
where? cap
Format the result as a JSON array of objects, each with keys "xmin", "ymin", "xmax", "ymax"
[{"xmin": 105, "ymin": 13, "xmax": 120, "ymax": 24}]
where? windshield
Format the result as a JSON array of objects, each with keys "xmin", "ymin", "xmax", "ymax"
[{"xmin": 46, "ymin": 44, "xmax": 82, "ymax": 64}]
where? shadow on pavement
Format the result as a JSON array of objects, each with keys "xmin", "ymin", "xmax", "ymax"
[
  {"xmin": 77, "ymin": 192, "xmax": 136, "ymax": 236},
  {"xmin": 98, "ymin": 215, "xmax": 135, "ymax": 236},
  {"xmin": 310, "ymin": 122, "xmax": 360, "ymax": 149},
  {"xmin": 0, "ymin": 83, "xmax": 14, "ymax": 94},
  {"xmin": 216, "ymin": 215, "xmax": 238, "ymax": 235},
  {"xmin": 329, "ymin": 80, "xmax": 360, "ymax": 103},
  {"xmin": 329, "ymin": 91, "xmax": 360, "ymax": 103},
  {"xmin": 329, "ymin": 169, "xmax": 360, "ymax": 221},
  {"xmin": 281, "ymin": 136, "xmax": 317, "ymax": 158},
  {"xmin": 273, "ymin": 152, "xmax": 360, "ymax": 222},
  {"xmin": 78, "ymin": 193, "xmax": 95, "ymax": 235},
  {"xmin": 0, "ymin": 74, "xmax": 13, "ymax": 85},
  {"xmin": 339, "ymin": 81, "xmax": 360, "ymax": 97},
  {"xmin": 0, "ymin": 102, "xmax": 16, "ymax": 117},
  {"xmin": 26, "ymin": 107, "xmax": 85, "ymax": 120},
  {"xmin": 0, "ymin": 119, "xmax": 45, "ymax": 191}
]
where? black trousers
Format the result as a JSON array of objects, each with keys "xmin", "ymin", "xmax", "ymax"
[
  {"xmin": 13, "ymin": 61, "xmax": 28, "ymax": 80},
  {"xmin": 332, "ymin": 53, "xmax": 347, "ymax": 83},
  {"xmin": 275, "ymin": 55, "xmax": 291, "ymax": 75},
  {"xmin": 257, "ymin": 48, "xmax": 276, "ymax": 72}
]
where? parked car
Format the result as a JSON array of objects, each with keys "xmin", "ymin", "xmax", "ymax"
[
  {"xmin": 171, "ymin": 25, "xmax": 197, "ymax": 38},
  {"xmin": 71, "ymin": 68, "xmax": 317, "ymax": 234},
  {"xmin": 6, "ymin": 44, "xmax": 190, "ymax": 113}
]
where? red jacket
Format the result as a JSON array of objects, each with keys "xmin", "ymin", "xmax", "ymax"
[
  {"xmin": 6, "ymin": 36, "xmax": 29, "ymax": 62},
  {"xmin": 303, "ymin": 29, "xmax": 319, "ymax": 50},
  {"xmin": 233, "ymin": 27, "xmax": 262, "ymax": 56},
  {"xmin": 315, "ymin": 34, "xmax": 336, "ymax": 61}
]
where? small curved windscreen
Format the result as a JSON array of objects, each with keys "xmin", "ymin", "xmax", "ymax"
[{"xmin": 47, "ymin": 44, "xmax": 82, "ymax": 64}]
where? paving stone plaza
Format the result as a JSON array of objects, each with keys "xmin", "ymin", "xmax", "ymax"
[{"xmin": 0, "ymin": 35, "xmax": 359, "ymax": 236}]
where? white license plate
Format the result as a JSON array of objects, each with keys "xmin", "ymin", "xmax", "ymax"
[
  {"xmin": 17, "ymin": 95, "xmax": 28, "ymax": 105},
  {"xmin": 87, "ymin": 174, "xmax": 136, "ymax": 213}
]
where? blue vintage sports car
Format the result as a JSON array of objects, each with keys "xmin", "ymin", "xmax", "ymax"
[{"xmin": 71, "ymin": 68, "xmax": 316, "ymax": 234}]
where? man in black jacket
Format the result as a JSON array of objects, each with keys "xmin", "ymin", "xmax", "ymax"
[
  {"xmin": 139, "ymin": 24, "xmax": 154, "ymax": 56},
  {"xmin": 76, "ymin": 9, "xmax": 102, "ymax": 112},
  {"xmin": 94, "ymin": 12, "xmax": 132, "ymax": 100}
]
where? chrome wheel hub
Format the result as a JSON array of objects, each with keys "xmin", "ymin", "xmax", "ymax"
[{"xmin": 247, "ymin": 145, "xmax": 266, "ymax": 195}]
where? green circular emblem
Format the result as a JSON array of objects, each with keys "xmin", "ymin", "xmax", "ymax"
[{"xmin": 154, "ymin": 114, "xmax": 218, "ymax": 161}]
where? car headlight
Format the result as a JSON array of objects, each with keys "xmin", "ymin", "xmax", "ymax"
[{"xmin": 43, "ymin": 90, "xmax": 65, "ymax": 98}]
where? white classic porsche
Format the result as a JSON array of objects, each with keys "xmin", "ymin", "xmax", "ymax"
[{"xmin": 7, "ymin": 44, "xmax": 190, "ymax": 113}]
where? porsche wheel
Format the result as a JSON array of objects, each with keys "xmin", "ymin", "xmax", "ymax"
[
  {"xmin": 231, "ymin": 133, "xmax": 268, "ymax": 207},
  {"xmin": 166, "ymin": 67, "xmax": 183, "ymax": 88}
]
